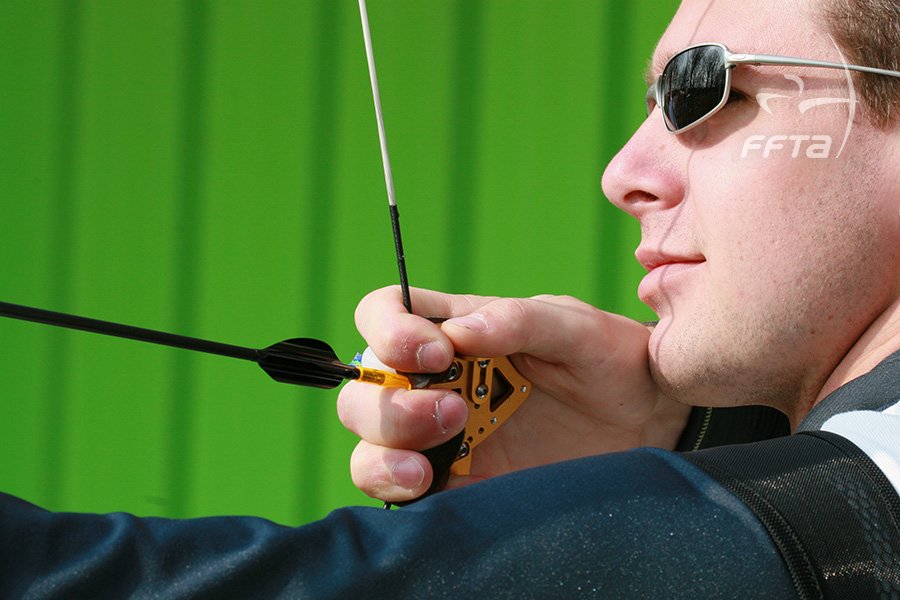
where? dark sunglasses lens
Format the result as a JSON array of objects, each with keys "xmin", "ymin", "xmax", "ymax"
[{"xmin": 659, "ymin": 45, "xmax": 727, "ymax": 131}]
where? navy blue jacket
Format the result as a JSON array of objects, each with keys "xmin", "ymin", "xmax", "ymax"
[
  {"xmin": 1, "ymin": 448, "xmax": 794, "ymax": 599},
  {"xmin": 4, "ymin": 351, "xmax": 900, "ymax": 598}
]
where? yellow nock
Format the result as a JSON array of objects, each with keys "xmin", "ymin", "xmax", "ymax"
[{"xmin": 355, "ymin": 367, "xmax": 413, "ymax": 389}]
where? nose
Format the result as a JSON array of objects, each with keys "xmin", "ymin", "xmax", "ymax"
[{"xmin": 601, "ymin": 111, "xmax": 686, "ymax": 220}]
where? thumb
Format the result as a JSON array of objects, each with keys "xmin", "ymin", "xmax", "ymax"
[{"xmin": 440, "ymin": 295, "xmax": 648, "ymax": 367}]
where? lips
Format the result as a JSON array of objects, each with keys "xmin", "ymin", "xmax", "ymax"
[
  {"xmin": 635, "ymin": 247, "xmax": 706, "ymax": 273},
  {"xmin": 635, "ymin": 247, "xmax": 706, "ymax": 309}
]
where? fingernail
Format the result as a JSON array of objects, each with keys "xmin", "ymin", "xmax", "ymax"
[
  {"xmin": 390, "ymin": 457, "xmax": 425, "ymax": 490},
  {"xmin": 444, "ymin": 314, "xmax": 488, "ymax": 333},
  {"xmin": 417, "ymin": 341, "xmax": 450, "ymax": 371},
  {"xmin": 435, "ymin": 393, "xmax": 467, "ymax": 433}
]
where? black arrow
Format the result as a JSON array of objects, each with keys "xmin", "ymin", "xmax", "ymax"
[{"xmin": 0, "ymin": 300, "xmax": 391, "ymax": 389}]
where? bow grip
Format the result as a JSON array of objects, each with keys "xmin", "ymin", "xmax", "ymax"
[{"xmin": 394, "ymin": 355, "xmax": 531, "ymax": 506}]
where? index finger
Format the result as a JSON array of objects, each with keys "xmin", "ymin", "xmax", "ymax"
[{"xmin": 353, "ymin": 286, "xmax": 499, "ymax": 372}]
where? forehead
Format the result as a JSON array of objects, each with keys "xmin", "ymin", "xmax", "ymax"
[{"xmin": 650, "ymin": 0, "xmax": 828, "ymax": 79}]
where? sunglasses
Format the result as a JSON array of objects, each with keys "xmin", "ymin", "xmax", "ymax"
[{"xmin": 647, "ymin": 43, "xmax": 900, "ymax": 133}]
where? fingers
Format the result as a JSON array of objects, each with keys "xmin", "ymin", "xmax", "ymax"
[
  {"xmin": 350, "ymin": 442, "xmax": 433, "ymax": 502},
  {"xmin": 345, "ymin": 286, "xmax": 656, "ymax": 501},
  {"xmin": 355, "ymin": 285, "xmax": 497, "ymax": 323},
  {"xmin": 345, "ymin": 285, "xmax": 493, "ymax": 501},
  {"xmin": 339, "ymin": 381, "xmax": 469, "ymax": 502},
  {"xmin": 337, "ymin": 382, "xmax": 468, "ymax": 449},
  {"xmin": 354, "ymin": 286, "xmax": 498, "ymax": 372},
  {"xmin": 355, "ymin": 287, "xmax": 642, "ymax": 374},
  {"xmin": 350, "ymin": 287, "xmax": 650, "ymax": 430}
]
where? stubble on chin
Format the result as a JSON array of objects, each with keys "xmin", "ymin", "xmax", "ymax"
[{"xmin": 645, "ymin": 305, "xmax": 812, "ymax": 413}]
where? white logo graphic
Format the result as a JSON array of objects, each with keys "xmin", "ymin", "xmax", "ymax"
[{"xmin": 742, "ymin": 41, "xmax": 857, "ymax": 159}]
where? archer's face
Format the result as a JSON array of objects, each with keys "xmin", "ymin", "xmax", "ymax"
[{"xmin": 601, "ymin": 0, "xmax": 900, "ymax": 423}]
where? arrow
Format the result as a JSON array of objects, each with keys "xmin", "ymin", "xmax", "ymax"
[{"xmin": 0, "ymin": 300, "xmax": 411, "ymax": 390}]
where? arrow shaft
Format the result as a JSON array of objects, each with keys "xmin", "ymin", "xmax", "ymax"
[
  {"xmin": 0, "ymin": 301, "xmax": 259, "ymax": 363},
  {"xmin": 359, "ymin": 0, "xmax": 413, "ymax": 314}
]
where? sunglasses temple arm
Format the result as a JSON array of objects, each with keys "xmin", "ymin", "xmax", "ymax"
[
  {"xmin": 726, "ymin": 52, "xmax": 900, "ymax": 79},
  {"xmin": 646, "ymin": 82, "xmax": 658, "ymax": 107}
]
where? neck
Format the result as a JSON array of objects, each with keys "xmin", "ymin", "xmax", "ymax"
[{"xmin": 815, "ymin": 295, "xmax": 900, "ymax": 407}]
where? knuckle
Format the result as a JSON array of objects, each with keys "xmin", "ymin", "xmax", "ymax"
[
  {"xmin": 377, "ymin": 389, "xmax": 465, "ymax": 449},
  {"xmin": 530, "ymin": 293, "xmax": 564, "ymax": 303},
  {"xmin": 335, "ymin": 388, "xmax": 354, "ymax": 429},
  {"xmin": 389, "ymin": 389, "xmax": 447, "ymax": 440},
  {"xmin": 363, "ymin": 323, "xmax": 422, "ymax": 371},
  {"xmin": 451, "ymin": 292, "xmax": 493, "ymax": 314},
  {"xmin": 554, "ymin": 294, "xmax": 582, "ymax": 305},
  {"xmin": 337, "ymin": 383, "xmax": 370, "ymax": 435},
  {"xmin": 354, "ymin": 285, "xmax": 402, "ymax": 329},
  {"xmin": 488, "ymin": 297, "xmax": 531, "ymax": 325},
  {"xmin": 531, "ymin": 293, "xmax": 587, "ymax": 309},
  {"xmin": 349, "ymin": 444, "xmax": 388, "ymax": 496},
  {"xmin": 354, "ymin": 288, "xmax": 380, "ymax": 325},
  {"xmin": 458, "ymin": 294, "xmax": 482, "ymax": 311},
  {"xmin": 479, "ymin": 298, "xmax": 533, "ymax": 346}
]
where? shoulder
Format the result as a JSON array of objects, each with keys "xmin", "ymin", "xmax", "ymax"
[
  {"xmin": 819, "ymin": 401, "xmax": 900, "ymax": 496},
  {"xmin": 802, "ymin": 349, "xmax": 900, "ymax": 494}
]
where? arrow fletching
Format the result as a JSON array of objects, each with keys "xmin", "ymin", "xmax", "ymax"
[
  {"xmin": 257, "ymin": 338, "xmax": 359, "ymax": 389},
  {"xmin": 259, "ymin": 338, "xmax": 414, "ymax": 389}
]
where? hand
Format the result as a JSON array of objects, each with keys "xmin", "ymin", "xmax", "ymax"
[{"xmin": 337, "ymin": 286, "xmax": 691, "ymax": 503}]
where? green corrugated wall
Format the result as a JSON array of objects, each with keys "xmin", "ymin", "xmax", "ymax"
[{"xmin": 0, "ymin": 0, "xmax": 679, "ymax": 525}]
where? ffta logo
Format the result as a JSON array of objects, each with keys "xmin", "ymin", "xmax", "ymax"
[
  {"xmin": 741, "ymin": 134, "xmax": 832, "ymax": 159},
  {"xmin": 740, "ymin": 49, "xmax": 857, "ymax": 160}
]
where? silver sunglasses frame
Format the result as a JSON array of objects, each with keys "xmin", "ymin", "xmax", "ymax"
[{"xmin": 647, "ymin": 42, "xmax": 900, "ymax": 133}]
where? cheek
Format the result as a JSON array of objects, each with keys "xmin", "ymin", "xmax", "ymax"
[
  {"xmin": 690, "ymin": 157, "xmax": 804, "ymax": 294},
  {"xmin": 689, "ymin": 145, "xmax": 887, "ymax": 320},
  {"xmin": 699, "ymin": 147, "xmax": 894, "ymax": 326}
]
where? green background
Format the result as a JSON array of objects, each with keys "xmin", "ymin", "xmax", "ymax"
[{"xmin": 0, "ymin": 0, "xmax": 678, "ymax": 526}]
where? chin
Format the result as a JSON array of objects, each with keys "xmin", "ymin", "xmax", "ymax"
[
  {"xmin": 646, "ymin": 314, "xmax": 800, "ymax": 410},
  {"xmin": 646, "ymin": 320, "xmax": 706, "ymax": 404}
]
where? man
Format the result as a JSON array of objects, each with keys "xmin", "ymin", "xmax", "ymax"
[
  {"xmin": 2, "ymin": 0, "xmax": 897, "ymax": 597},
  {"xmin": 339, "ymin": 0, "xmax": 900, "ymax": 594},
  {"xmin": 343, "ymin": 0, "xmax": 899, "ymax": 497}
]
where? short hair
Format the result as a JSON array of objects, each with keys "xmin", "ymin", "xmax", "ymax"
[{"xmin": 822, "ymin": 0, "xmax": 900, "ymax": 128}]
